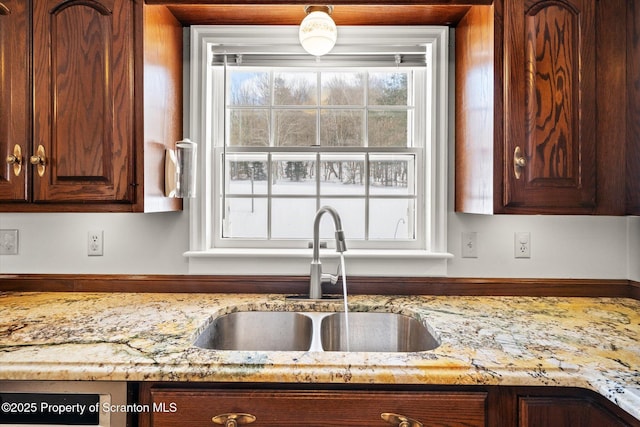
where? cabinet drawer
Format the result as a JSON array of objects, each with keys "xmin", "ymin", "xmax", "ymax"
[{"xmin": 149, "ymin": 389, "xmax": 486, "ymax": 427}]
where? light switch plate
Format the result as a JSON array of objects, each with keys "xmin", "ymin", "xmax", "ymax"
[
  {"xmin": 461, "ymin": 231, "xmax": 478, "ymax": 258},
  {"xmin": 0, "ymin": 229, "xmax": 19, "ymax": 255}
]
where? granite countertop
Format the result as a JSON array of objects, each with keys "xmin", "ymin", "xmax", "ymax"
[{"xmin": 0, "ymin": 292, "xmax": 638, "ymax": 420}]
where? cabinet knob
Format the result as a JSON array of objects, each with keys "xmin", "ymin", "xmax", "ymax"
[
  {"xmin": 29, "ymin": 145, "xmax": 46, "ymax": 177},
  {"xmin": 381, "ymin": 412, "xmax": 423, "ymax": 427},
  {"xmin": 212, "ymin": 413, "xmax": 256, "ymax": 427},
  {"xmin": 6, "ymin": 144, "xmax": 23, "ymax": 176},
  {"xmin": 513, "ymin": 146, "xmax": 526, "ymax": 179}
]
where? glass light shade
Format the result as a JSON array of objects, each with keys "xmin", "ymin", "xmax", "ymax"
[{"xmin": 299, "ymin": 10, "xmax": 337, "ymax": 57}]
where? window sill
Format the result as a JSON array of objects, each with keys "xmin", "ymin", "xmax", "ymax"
[{"xmin": 184, "ymin": 249, "xmax": 452, "ymax": 276}]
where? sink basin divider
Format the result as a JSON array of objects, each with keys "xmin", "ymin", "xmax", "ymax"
[{"xmin": 304, "ymin": 312, "xmax": 332, "ymax": 352}]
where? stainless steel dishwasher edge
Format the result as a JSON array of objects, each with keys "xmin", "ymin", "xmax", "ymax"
[{"xmin": 0, "ymin": 381, "xmax": 127, "ymax": 427}]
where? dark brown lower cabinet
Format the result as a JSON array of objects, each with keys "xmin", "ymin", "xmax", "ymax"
[
  {"xmin": 146, "ymin": 389, "xmax": 485, "ymax": 427},
  {"xmin": 519, "ymin": 396, "xmax": 629, "ymax": 427},
  {"xmin": 137, "ymin": 384, "xmax": 640, "ymax": 427}
]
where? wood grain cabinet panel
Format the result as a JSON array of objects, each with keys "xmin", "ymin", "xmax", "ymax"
[
  {"xmin": 503, "ymin": 0, "xmax": 596, "ymax": 211},
  {"xmin": 627, "ymin": 0, "xmax": 640, "ymax": 215},
  {"xmin": 33, "ymin": 0, "xmax": 133, "ymax": 203},
  {"xmin": 147, "ymin": 389, "xmax": 487, "ymax": 427},
  {"xmin": 0, "ymin": 0, "xmax": 29, "ymax": 202},
  {"xmin": 0, "ymin": 0, "xmax": 182, "ymax": 212},
  {"xmin": 519, "ymin": 396, "xmax": 629, "ymax": 427}
]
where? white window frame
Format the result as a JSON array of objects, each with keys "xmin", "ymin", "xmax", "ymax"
[{"xmin": 185, "ymin": 26, "xmax": 452, "ymax": 276}]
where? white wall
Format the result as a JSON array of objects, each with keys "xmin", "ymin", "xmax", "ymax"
[
  {"xmin": 628, "ymin": 216, "xmax": 640, "ymax": 281},
  {"xmin": 0, "ymin": 212, "xmax": 189, "ymax": 274},
  {"xmin": 447, "ymin": 214, "xmax": 630, "ymax": 279},
  {"xmin": 0, "ymin": 210, "xmax": 634, "ymax": 279}
]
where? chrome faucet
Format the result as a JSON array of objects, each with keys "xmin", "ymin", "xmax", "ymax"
[{"xmin": 309, "ymin": 206, "xmax": 347, "ymax": 299}]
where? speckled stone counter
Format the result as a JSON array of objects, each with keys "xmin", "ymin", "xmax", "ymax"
[{"xmin": 0, "ymin": 292, "xmax": 638, "ymax": 420}]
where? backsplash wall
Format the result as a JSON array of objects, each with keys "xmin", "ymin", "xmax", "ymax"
[
  {"xmin": 0, "ymin": 212, "xmax": 189, "ymax": 274},
  {"xmin": 447, "ymin": 214, "xmax": 631, "ymax": 279},
  {"xmin": 0, "ymin": 211, "xmax": 635, "ymax": 279},
  {"xmin": 629, "ymin": 216, "xmax": 640, "ymax": 281}
]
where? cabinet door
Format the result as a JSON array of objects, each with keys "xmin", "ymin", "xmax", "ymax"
[
  {"xmin": 0, "ymin": 0, "xmax": 29, "ymax": 202},
  {"xmin": 149, "ymin": 389, "xmax": 486, "ymax": 427},
  {"xmin": 628, "ymin": 0, "xmax": 640, "ymax": 215},
  {"xmin": 32, "ymin": 0, "xmax": 134, "ymax": 203},
  {"xmin": 519, "ymin": 396, "xmax": 630, "ymax": 427},
  {"xmin": 503, "ymin": 0, "xmax": 596, "ymax": 213}
]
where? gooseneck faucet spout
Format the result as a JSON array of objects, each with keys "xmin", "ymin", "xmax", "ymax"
[{"xmin": 310, "ymin": 206, "xmax": 347, "ymax": 299}]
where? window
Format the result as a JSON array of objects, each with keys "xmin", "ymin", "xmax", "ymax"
[
  {"xmin": 187, "ymin": 26, "xmax": 451, "ymax": 276},
  {"xmin": 221, "ymin": 67, "xmax": 422, "ymax": 248}
]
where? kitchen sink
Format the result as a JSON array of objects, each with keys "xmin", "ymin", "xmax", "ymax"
[
  {"xmin": 194, "ymin": 311, "xmax": 313, "ymax": 351},
  {"xmin": 194, "ymin": 310, "xmax": 440, "ymax": 352},
  {"xmin": 320, "ymin": 312, "xmax": 440, "ymax": 352}
]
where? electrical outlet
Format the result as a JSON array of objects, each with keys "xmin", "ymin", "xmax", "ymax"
[
  {"xmin": 0, "ymin": 229, "xmax": 18, "ymax": 255},
  {"xmin": 88, "ymin": 230, "xmax": 103, "ymax": 256},
  {"xmin": 515, "ymin": 232, "xmax": 531, "ymax": 258},
  {"xmin": 461, "ymin": 231, "xmax": 478, "ymax": 258}
]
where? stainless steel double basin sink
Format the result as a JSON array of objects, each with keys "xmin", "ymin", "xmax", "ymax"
[{"xmin": 194, "ymin": 311, "xmax": 440, "ymax": 353}]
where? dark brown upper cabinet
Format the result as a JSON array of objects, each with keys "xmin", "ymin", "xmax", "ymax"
[
  {"xmin": 0, "ymin": 0, "xmax": 183, "ymax": 212},
  {"xmin": 455, "ymin": 0, "xmax": 636, "ymax": 215},
  {"xmin": 503, "ymin": 0, "xmax": 596, "ymax": 213},
  {"xmin": 32, "ymin": 0, "xmax": 134, "ymax": 204},
  {"xmin": 4, "ymin": 0, "xmax": 636, "ymax": 214},
  {"xmin": 0, "ymin": 0, "xmax": 29, "ymax": 203},
  {"xmin": 627, "ymin": 0, "xmax": 640, "ymax": 216}
]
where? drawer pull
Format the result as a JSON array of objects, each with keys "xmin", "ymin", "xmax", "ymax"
[
  {"xmin": 381, "ymin": 412, "xmax": 423, "ymax": 427},
  {"xmin": 212, "ymin": 413, "xmax": 256, "ymax": 426}
]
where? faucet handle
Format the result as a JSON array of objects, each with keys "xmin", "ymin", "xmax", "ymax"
[
  {"xmin": 321, "ymin": 261, "xmax": 343, "ymax": 286},
  {"xmin": 321, "ymin": 272, "xmax": 339, "ymax": 286}
]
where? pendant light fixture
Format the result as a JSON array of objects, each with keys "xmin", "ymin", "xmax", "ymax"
[{"xmin": 299, "ymin": 5, "xmax": 337, "ymax": 57}]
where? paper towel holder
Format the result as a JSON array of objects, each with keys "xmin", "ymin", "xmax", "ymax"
[{"xmin": 165, "ymin": 138, "xmax": 197, "ymax": 198}]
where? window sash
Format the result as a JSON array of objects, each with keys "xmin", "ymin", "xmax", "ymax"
[
  {"xmin": 224, "ymin": 67, "xmax": 417, "ymax": 148},
  {"xmin": 212, "ymin": 65, "xmax": 427, "ymax": 250},
  {"xmin": 218, "ymin": 147, "xmax": 422, "ymax": 247}
]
